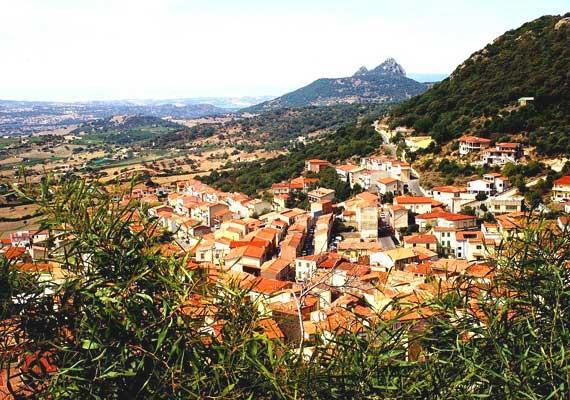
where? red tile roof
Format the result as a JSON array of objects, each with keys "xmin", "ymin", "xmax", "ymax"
[
  {"xmin": 465, "ymin": 263, "xmax": 495, "ymax": 279},
  {"xmin": 459, "ymin": 136, "xmax": 491, "ymax": 144},
  {"xmin": 258, "ymin": 318, "xmax": 285, "ymax": 340},
  {"xmin": 244, "ymin": 245, "xmax": 266, "ymax": 259},
  {"xmin": 336, "ymin": 262, "xmax": 371, "ymax": 276},
  {"xmin": 404, "ymin": 234, "xmax": 437, "ymax": 244},
  {"xmin": 455, "ymin": 230, "xmax": 484, "ymax": 241},
  {"xmin": 416, "ymin": 211, "xmax": 476, "ymax": 221},
  {"xmin": 21, "ymin": 351, "xmax": 58, "ymax": 375},
  {"xmin": 356, "ymin": 192, "xmax": 379, "ymax": 203},
  {"xmin": 243, "ymin": 277, "xmax": 292, "ymax": 295},
  {"xmin": 230, "ymin": 239, "xmax": 269, "ymax": 249},
  {"xmin": 554, "ymin": 175, "xmax": 570, "ymax": 186},
  {"xmin": 336, "ymin": 164, "xmax": 358, "ymax": 172},
  {"xmin": 14, "ymin": 262, "xmax": 51, "ymax": 272},
  {"xmin": 395, "ymin": 196, "xmax": 441, "ymax": 205},
  {"xmin": 496, "ymin": 142, "xmax": 520, "ymax": 148},
  {"xmin": 431, "ymin": 185, "xmax": 467, "ymax": 193},
  {"xmin": 4, "ymin": 246, "xmax": 26, "ymax": 260},
  {"xmin": 404, "ymin": 262, "xmax": 433, "ymax": 275}
]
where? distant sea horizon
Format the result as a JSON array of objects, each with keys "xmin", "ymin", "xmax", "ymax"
[{"xmin": 407, "ymin": 73, "xmax": 448, "ymax": 82}]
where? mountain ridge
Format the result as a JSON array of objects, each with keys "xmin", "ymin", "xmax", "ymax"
[
  {"xmin": 390, "ymin": 13, "xmax": 570, "ymax": 156},
  {"xmin": 243, "ymin": 58, "xmax": 427, "ymax": 112}
]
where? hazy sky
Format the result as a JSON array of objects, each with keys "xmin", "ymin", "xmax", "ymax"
[{"xmin": 0, "ymin": 0, "xmax": 568, "ymax": 101}]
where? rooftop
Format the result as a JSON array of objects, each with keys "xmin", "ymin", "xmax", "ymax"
[
  {"xmin": 432, "ymin": 185, "xmax": 467, "ymax": 193},
  {"xmin": 416, "ymin": 211, "xmax": 476, "ymax": 222},
  {"xmin": 554, "ymin": 175, "xmax": 570, "ymax": 185},
  {"xmin": 395, "ymin": 196, "xmax": 441, "ymax": 205},
  {"xmin": 404, "ymin": 234, "xmax": 437, "ymax": 244},
  {"xmin": 459, "ymin": 135, "xmax": 491, "ymax": 144}
]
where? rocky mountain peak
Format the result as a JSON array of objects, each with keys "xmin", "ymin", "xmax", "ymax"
[
  {"xmin": 353, "ymin": 66, "xmax": 369, "ymax": 76},
  {"xmin": 370, "ymin": 57, "xmax": 406, "ymax": 76}
]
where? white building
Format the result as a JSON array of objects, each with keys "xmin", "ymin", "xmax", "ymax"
[
  {"xmin": 468, "ymin": 179, "xmax": 493, "ymax": 197},
  {"xmin": 430, "ymin": 186, "xmax": 476, "ymax": 213},
  {"xmin": 486, "ymin": 197, "xmax": 524, "ymax": 215},
  {"xmin": 415, "ymin": 211, "xmax": 477, "ymax": 232},
  {"xmin": 455, "ymin": 230, "xmax": 495, "ymax": 261},
  {"xmin": 376, "ymin": 177, "xmax": 401, "ymax": 195},
  {"xmin": 370, "ymin": 247, "xmax": 418, "ymax": 270},
  {"xmin": 483, "ymin": 173, "xmax": 510, "ymax": 194},
  {"xmin": 335, "ymin": 164, "xmax": 360, "ymax": 183},
  {"xmin": 459, "ymin": 136, "xmax": 491, "ymax": 155},
  {"xmin": 481, "ymin": 143, "xmax": 523, "ymax": 166},
  {"xmin": 552, "ymin": 176, "xmax": 570, "ymax": 202}
]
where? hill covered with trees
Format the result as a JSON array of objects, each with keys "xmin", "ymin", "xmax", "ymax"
[
  {"xmin": 153, "ymin": 103, "xmax": 389, "ymax": 151},
  {"xmin": 69, "ymin": 115, "xmax": 186, "ymax": 146},
  {"xmin": 72, "ymin": 115, "xmax": 185, "ymax": 135},
  {"xmin": 245, "ymin": 58, "xmax": 427, "ymax": 113},
  {"xmin": 390, "ymin": 14, "xmax": 570, "ymax": 156},
  {"xmin": 199, "ymin": 116, "xmax": 383, "ymax": 195}
]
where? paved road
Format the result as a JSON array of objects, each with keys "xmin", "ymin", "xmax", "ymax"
[{"xmin": 378, "ymin": 236, "xmax": 396, "ymax": 250}]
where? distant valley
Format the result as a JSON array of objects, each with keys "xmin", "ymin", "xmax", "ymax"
[{"xmin": 0, "ymin": 96, "xmax": 272, "ymax": 136}]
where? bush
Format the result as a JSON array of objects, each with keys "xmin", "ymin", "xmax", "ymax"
[{"xmin": 2, "ymin": 180, "xmax": 569, "ymax": 399}]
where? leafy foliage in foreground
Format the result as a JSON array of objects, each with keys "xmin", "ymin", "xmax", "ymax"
[
  {"xmin": 0, "ymin": 179, "xmax": 569, "ymax": 399},
  {"xmin": 391, "ymin": 13, "xmax": 570, "ymax": 156}
]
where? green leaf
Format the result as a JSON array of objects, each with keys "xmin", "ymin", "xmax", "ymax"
[{"xmin": 81, "ymin": 339, "xmax": 100, "ymax": 350}]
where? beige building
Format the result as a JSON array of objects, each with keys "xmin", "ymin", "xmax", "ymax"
[
  {"xmin": 314, "ymin": 213, "xmax": 334, "ymax": 254},
  {"xmin": 376, "ymin": 177, "xmax": 401, "ymax": 195},
  {"xmin": 486, "ymin": 197, "xmax": 524, "ymax": 215},
  {"xmin": 389, "ymin": 205, "xmax": 409, "ymax": 233},
  {"xmin": 308, "ymin": 187, "xmax": 335, "ymax": 203}
]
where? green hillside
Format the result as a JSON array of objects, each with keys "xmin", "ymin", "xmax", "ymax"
[
  {"xmin": 70, "ymin": 115, "xmax": 185, "ymax": 145},
  {"xmin": 391, "ymin": 14, "xmax": 570, "ymax": 156},
  {"xmin": 245, "ymin": 58, "xmax": 427, "ymax": 112}
]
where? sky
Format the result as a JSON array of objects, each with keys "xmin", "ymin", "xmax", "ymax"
[{"xmin": 0, "ymin": 0, "xmax": 568, "ymax": 102}]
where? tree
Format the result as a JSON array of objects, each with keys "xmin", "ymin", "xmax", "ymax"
[
  {"xmin": 381, "ymin": 191, "xmax": 394, "ymax": 204},
  {"xmin": 4, "ymin": 178, "xmax": 569, "ymax": 399},
  {"xmin": 475, "ymin": 192, "xmax": 488, "ymax": 201},
  {"xmin": 461, "ymin": 206, "xmax": 476, "ymax": 216},
  {"xmin": 413, "ymin": 116, "xmax": 433, "ymax": 133}
]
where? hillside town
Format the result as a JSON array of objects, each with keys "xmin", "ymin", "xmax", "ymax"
[
  {"xmin": 1, "ymin": 2, "xmax": 570, "ymax": 397},
  {"xmin": 3, "ymin": 122, "xmax": 569, "ymax": 357}
]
